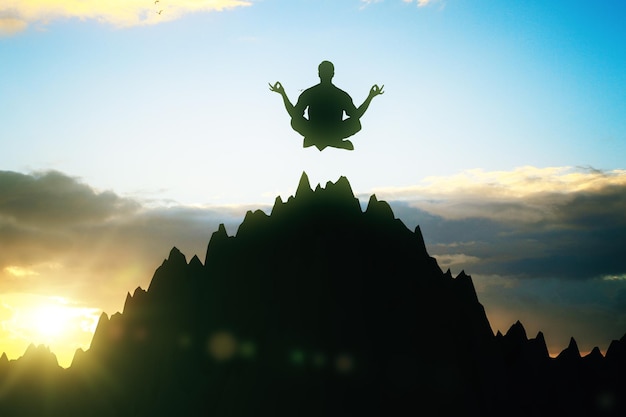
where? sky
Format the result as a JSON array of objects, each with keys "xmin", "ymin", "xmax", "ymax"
[{"xmin": 0, "ymin": 0, "xmax": 625, "ymax": 367}]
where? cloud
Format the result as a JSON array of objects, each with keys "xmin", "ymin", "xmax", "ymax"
[
  {"xmin": 362, "ymin": 0, "xmax": 437, "ymax": 8},
  {"xmin": 367, "ymin": 166, "xmax": 626, "ymax": 281},
  {"xmin": 0, "ymin": 0, "xmax": 251, "ymax": 34},
  {"xmin": 0, "ymin": 170, "xmax": 138, "ymax": 227},
  {"xmin": 403, "ymin": 0, "xmax": 437, "ymax": 7},
  {"xmin": 0, "ymin": 17, "xmax": 28, "ymax": 34},
  {"xmin": 360, "ymin": 0, "xmax": 383, "ymax": 6},
  {"xmin": 372, "ymin": 166, "xmax": 626, "ymax": 222},
  {"xmin": 0, "ymin": 170, "xmax": 254, "ymax": 313},
  {"xmin": 4, "ymin": 266, "xmax": 40, "ymax": 277},
  {"xmin": 432, "ymin": 253, "xmax": 480, "ymax": 271}
]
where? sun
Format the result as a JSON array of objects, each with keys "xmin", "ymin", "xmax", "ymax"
[
  {"xmin": 0, "ymin": 294, "xmax": 102, "ymax": 367},
  {"xmin": 31, "ymin": 302, "xmax": 73, "ymax": 338},
  {"xmin": 17, "ymin": 297, "xmax": 79, "ymax": 343}
]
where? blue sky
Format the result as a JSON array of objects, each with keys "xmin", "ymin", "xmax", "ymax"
[
  {"xmin": 0, "ymin": 0, "xmax": 625, "ymax": 367},
  {"xmin": 2, "ymin": 0, "xmax": 624, "ymax": 203}
]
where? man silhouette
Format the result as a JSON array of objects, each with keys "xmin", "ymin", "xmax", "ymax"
[{"xmin": 270, "ymin": 61, "xmax": 384, "ymax": 151}]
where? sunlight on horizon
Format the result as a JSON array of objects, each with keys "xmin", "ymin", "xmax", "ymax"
[{"xmin": 0, "ymin": 294, "xmax": 101, "ymax": 368}]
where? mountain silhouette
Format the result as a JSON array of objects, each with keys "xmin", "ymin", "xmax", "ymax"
[{"xmin": 1, "ymin": 173, "xmax": 625, "ymax": 416}]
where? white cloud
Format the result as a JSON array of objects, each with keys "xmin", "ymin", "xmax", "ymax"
[
  {"xmin": 4, "ymin": 266, "xmax": 39, "ymax": 277},
  {"xmin": 433, "ymin": 253, "xmax": 480, "ymax": 271},
  {"xmin": 0, "ymin": 0, "xmax": 251, "ymax": 34},
  {"xmin": 362, "ymin": 0, "xmax": 438, "ymax": 9},
  {"xmin": 375, "ymin": 166, "xmax": 626, "ymax": 200},
  {"xmin": 603, "ymin": 274, "xmax": 626, "ymax": 281},
  {"xmin": 403, "ymin": 0, "xmax": 437, "ymax": 7},
  {"xmin": 369, "ymin": 166, "xmax": 626, "ymax": 222}
]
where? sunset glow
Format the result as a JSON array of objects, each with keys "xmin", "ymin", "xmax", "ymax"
[
  {"xmin": 1, "ymin": 0, "xmax": 625, "ymax": 371},
  {"xmin": 0, "ymin": 294, "xmax": 100, "ymax": 367}
]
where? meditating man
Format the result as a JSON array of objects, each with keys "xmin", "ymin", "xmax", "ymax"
[{"xmin": 269, "ymin": 61, "xmax": 384, "ymax": 151}]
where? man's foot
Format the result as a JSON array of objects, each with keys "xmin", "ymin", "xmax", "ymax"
[
  {"xmin": 303, "ymin": 136, "xmax": 352, "ymax": 151},
  {"xmin": 334, "ymin": 139, "xmax": 354, "ymax": 150},
  {"xmin": 305, "ymin": 136, "xmax": 330, "ymax": 150}
]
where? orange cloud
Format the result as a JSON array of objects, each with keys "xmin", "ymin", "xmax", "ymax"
[
  {"xmin": 0, "ymin": 0, "xmax": 251, "ymax": 34},
  {"xmin": 0, "ymin": 17, "xmax": 28, "ymax": 34}
]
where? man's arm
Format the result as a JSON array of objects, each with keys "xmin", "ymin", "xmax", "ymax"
[
  {"xmin": 353, "ymin": 84, "xmax": 384, "ymax": 119},
  {"xmin": 269, "ymin": 82, "xmax": 297, "ymax": 118},
  {"xmin": 292, "ymin": 92, "xmax": 308, "ymax": 119}
]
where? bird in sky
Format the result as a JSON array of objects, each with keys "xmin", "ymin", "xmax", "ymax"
[
  {"xmin": 154, "ymin": 0, "xmax": 160, "ymax": 4},
  {"xmin": 157, "ymin": 10, "xmax": 163, "ymax": 15}
]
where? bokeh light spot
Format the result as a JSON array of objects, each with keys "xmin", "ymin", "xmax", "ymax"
[
  {"xmin": 239, "ymin": 341, "xmax": 256, "ymax": 359},
  {"xmin": 207, "ymin": 331, "xmax": 238, "ymax": 361},
  {"xmin": 596, "ymin": 391, "xmax": 615, "ymax": 412},
  {"xmin": 290, "ymin": 349, "xmax": 305, "ymax": 365},
  {"xmin": 335, "ymin": 354, "xmax": 354, "ymax": 374}
]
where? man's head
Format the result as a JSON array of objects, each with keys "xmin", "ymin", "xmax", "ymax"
[{"xmin": 318, "ymin": 61, "xmax": 334, "ymax": 82}]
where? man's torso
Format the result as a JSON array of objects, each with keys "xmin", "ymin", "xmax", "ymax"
[{"xmin": 299, "ymin": 84, "xmax": 354, "ymax": 125}]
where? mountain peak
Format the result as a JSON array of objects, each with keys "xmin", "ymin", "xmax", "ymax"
[
  {"xmin": 167, "ymin": 246, "xmax": 186, "ymax": 265},
  {"xmin": 606, "ymin": 337, "xmax": 626, "ymax": 362},
  {"xmin": 365, "ymin": 194, "xmax": 394, "ymax": 220},
  {"xmin": 585, "ymin": 346, "xmax": 604, "ymax": 360},
  {"xmin": 527, "ymin": 331, "xmax": 550, "ymax": 360},
  {"xmin": 19, "ymin": 344, "xmax": 60, "ymax": 368},
  {"xmin": 147, "ymin": 246, "xmax": 189, "ymax": 295},
  {"xmin": 286, "ymin": 172, "xmax": 361, "ymax": 213},
  {"xmin": 505, "ymin": 320, "xmax": 528, "ymax": 342},
  {"xmin": 295, "ymin": 171, "xmax": 312, "ymax": 198},
  {"xmin": 556, "ymin": 336, "xmax": 581, "ymax": 361}
]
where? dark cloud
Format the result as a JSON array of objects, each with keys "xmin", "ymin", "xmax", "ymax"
[
  {"xmin": 614, "ymin": 287, "xmax": 626, "ymax": 313},
  {"xmin": 386, "ymin": 202, "xmax": 513, "ymax": 247},
  {"xmin": 485, "ymin": 186, "xmax": 626, "ymax": 280},
  {"xmin": 385, "ymin": 180, "xmax": 626, "ymax": 282},
  {"xmin": 0, "ymin": 170, "xmax": 250, "ymax": 312},
  {"xmin": 0, "ymin": 170, "xmax": 138, "ymax": 226}
]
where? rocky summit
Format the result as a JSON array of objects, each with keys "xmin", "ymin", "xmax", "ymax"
[{"xmin": 1, "ymin": 173, "xmax": 625, "ymax": 416}]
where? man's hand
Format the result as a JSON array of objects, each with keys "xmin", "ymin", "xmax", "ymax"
[
  {"xmin": 269, "ymin": 81, "xmax": 295, "ymax": 117},
  {"xmin": 369, "ymin": 84, "xmax": 384, "ymax": 98},
  {"xmin": 269, "ymin": 81, "xmax": 285, "ymax": 95},
  {"xmin": 355, "ymin": 84, "xmax": 384, "ymax": 119}
]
